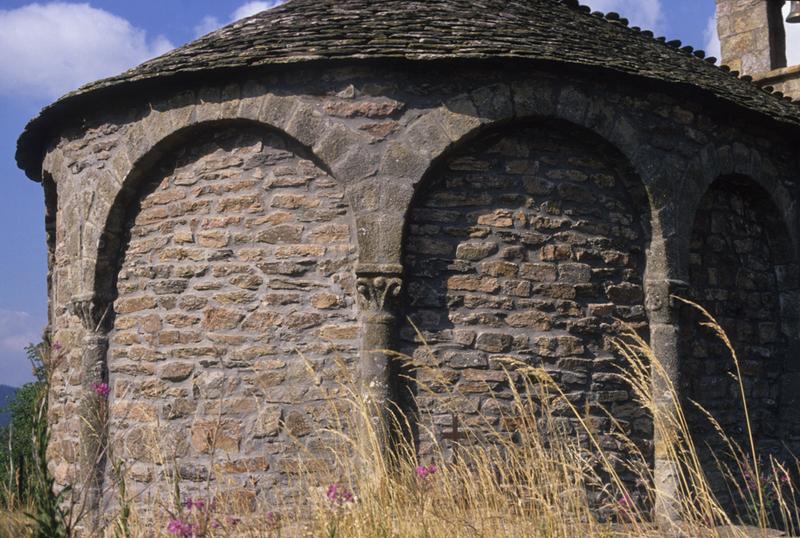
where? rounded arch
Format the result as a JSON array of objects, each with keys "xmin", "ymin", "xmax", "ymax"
[
  {"xmin": 381, "ymin": 82, "xmax": 673, "ymax": 277},
  {"xmin": 401, "ymin": 113, "xmax": 660, "ymax": 260},
  {"xmin": 400, "ymin": 116, "xmax": 658, "ymax": 264},
  {"xmin": 397, "ymin": 116, "xmax": 657, "ymax": 505},
  {"xmin": 679, "ymin": 173, "xmax": 800, "ymax": 511},
  {"xmin": 42, "ymin": 170, "xmax": 58, "ymax": 322},
  {"xmin": 94, "ymin": 118, "xmax": 341, "ymax": 304},
  {"xmin": 404, "ymin": 83, "xmax": 655, "ymax": 196},
  {"xmin": 675, "ymin": 149, "xmax": 799, "ymax": 279},
  {"xmin": 91, "ymin": 119, "xmax": 362, "ymax": 505}
]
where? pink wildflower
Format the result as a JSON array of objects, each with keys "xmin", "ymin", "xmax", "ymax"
[
  {"xmin": 617, "ymin": 493, "xmax": 634, "ymax": 523},
  {"xmin": 416, "ymin": 464, "xmax": 438, "ymax": 479},
  {"xmin": 266, "ymin": 511, "xmax": 280, "ymax": 529},
  {"xmin": 53, "ymin": 342, "xmax": 62, "ymax": 351},
  {"xmin": 167, "ymin": 519, "xmax": 198, "ymax": 537},
  {"xmin": 184, "ymin": 498, "xmax": 206, "ymax": 511},
  {"xmin": 326, "ymin": 484, "xmax": 354, "ymax": 505},
  {"xmin": 780, "ymin": 471, "xmax": 791, "ymax": 485},
  {"xmin": 226, "ymin": 516, "xmax": 241, "ymax": 526},
  {"xmin": 92, "ymin": 382, "xmax": 110, "ymax": 398}
]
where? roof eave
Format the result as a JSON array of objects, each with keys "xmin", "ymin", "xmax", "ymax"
[{"xmin": 16, "ymin": 55, "xmax": 800, "ymax": 182}]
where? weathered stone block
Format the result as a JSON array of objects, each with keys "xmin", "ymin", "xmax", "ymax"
[
  {"xmin": 160, "ymin": 362, "xmax": 194, "ymax": 382},
  {"xmin": 447, "ymin": 275, "xmax": 499, "ymax": 293},
  {"xmin": 479, "ymin": 260, "xmax": 518, "ymax": 277},
  {"xmin": 475, "ymin": 332, "xmax": 513, "ymax": 353},
  {"xmin": 115, "ymin": 296, "xmax": 157, "ymax": 314},
  {"xmin": 190, "ymin": 420, "xmax": 241, "ymax": 454},
  {"xmin": 256, "ymin": 224, "xmax": 304, "ymax": 243},
  {"xmin": 254, "ymin": 407, "xmax": 282, "ymax": 438},
  {"xmin": 506, "ymin": 310, "xmax": 551, "ymax": 330},
  {"xmin": 456, "ymin": 241, "xmax": 497, "ymax": 261},
  {"xmin": 202, "ymin": 307, "xmax": 244, "ymax": 330}
]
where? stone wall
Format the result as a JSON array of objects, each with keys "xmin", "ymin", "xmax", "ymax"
[
  {"xmin": 106, "ymin": 126, "xmax": 359, "ymax": 508},
  {"xmin": 402, "ymin": 121, "xmax": 650, "ymax": 499},
  {"xmin": 38, "ymin": 64, "xmax": 800, "ymax": 520},
  {"xmin": 681, "ymin": 175, "xmax": 800, "ymax": 506}
]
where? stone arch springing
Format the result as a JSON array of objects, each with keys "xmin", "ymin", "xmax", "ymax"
[
  {"xmin": 680, "ymin": 173, "xmax": 800, "ymax": 512},
  {"xmin": 88, "ymin": 119, "xmax": 361, "ymax": 512},
  {"xmin": 398, "ymin": 117, "xmax": 654, "ymax": 506}
]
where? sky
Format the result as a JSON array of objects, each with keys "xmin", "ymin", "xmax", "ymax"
[{"xmin": 0, "ymin": 0, "xmax": 792, "ymax": 387}]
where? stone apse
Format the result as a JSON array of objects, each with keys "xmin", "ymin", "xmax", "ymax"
[{"xmin": 20, "ymin": 63, "xmax": 800, "ymax": 523}]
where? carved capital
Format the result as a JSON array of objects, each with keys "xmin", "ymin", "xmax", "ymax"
[
  {"xmin": 644, "ymin": 279, "xmax": 689, "ymax": 321},
  {"xmin": 644, "ymin": 280, "xmax": 667, "ymax": 314},
  {"xmin": 69, "ymin": 293, "xmax": 112, "ymax": 333},
  {"xmin": 356, "ymin": 263, "xmax": 403, "ymax": 313},
  {"xmin": 356, "ymin": 275, "xmax": 403, "ymax": 312}
]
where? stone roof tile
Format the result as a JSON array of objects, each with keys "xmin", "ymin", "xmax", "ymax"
[{"xmin": 16, "ymin": 0, "xmax": 800, "ymax": 180}]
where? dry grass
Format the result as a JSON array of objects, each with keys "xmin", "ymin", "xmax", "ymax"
[
  {"xmin": 0, "ymin": 510, "xmax": 31, "ymax": 538},
  {"xmin": 6, "ymin": 299, "xmax": 800, "ymax": 537}
]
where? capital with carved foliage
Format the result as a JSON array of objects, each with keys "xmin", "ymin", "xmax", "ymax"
[
  {"xmin": 355, "ymin": 264, "xmax": 403, "ymax": 313},
  {"xmin": 68, "ymin": 293, "xmax": 112, "ymax": 334}
]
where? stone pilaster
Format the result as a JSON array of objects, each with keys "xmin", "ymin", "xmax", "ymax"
[
  {"xmin": 68, "ymin": 293, "xmax": 112, "ymax": 531},
  {"xmin": 644, "ymin": 278, "xmax": 688, "ymax": 529},
  {"xmin": 355, "ymin": 264, "xmax": 403, "ymax": 452}
]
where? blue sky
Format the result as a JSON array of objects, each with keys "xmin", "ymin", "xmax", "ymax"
[{"xmin": 0, "ymin": 0, "xmax": 779, "ymax": 386}]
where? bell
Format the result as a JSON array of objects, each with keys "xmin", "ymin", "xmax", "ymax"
[{"xmin": 787, "ymin": 0, "xmax": 800, "ymax": 24}]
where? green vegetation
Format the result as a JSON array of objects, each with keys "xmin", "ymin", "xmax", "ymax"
[
  {"xmin": 0, "ymin": 342, "xmax": 46, "ymax": 509},
  {"xmin": 0, "ymin": 340, "xmax": 74, "ymax": 537},
  {"xmin": 25, "ymin": 384, "xmax": 73, "ymax": 538}
]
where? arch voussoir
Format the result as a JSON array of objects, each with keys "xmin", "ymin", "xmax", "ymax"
[{"xmin": 85, "ymin": 88, "xmax": 369, "ymax": 297}]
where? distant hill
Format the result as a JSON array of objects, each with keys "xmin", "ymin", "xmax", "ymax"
[{"xmin": 0, "ymin": 386, "xmax": 18, "ymax": 427}]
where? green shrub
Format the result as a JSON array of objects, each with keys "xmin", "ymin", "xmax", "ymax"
[{"xmin": 0, "ymin": 342, "xmax": 46, "ymax": 508}]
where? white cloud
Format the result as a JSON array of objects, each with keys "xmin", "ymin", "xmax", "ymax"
[
  {"xmin": 703, "ymin": 15, "xmax": 721, "ymax": 64},
  {"xmin": 580, "ymin": 0, "xmax": 663, "ymax": 33},
  {"xmin": 0, "ymin": 3, "xmax": 174, "ymax": 100},
  {"xmin": 233, "ymin": 1, "xmax": 281, "ymax": 21},
  {"xmin": 194, "ymin": 15, "xmax": 222, "ymax": 38},
  {"xmin": 0, "ymin": 310, "xmax": 45, "ymax": 387},
  {"xmin": 0, "ymin": 310, "xmax": 41, "ymax": 351},
  {"xmin": 195, "ymin": 0, "xmax": 284, "ymax": 38}
]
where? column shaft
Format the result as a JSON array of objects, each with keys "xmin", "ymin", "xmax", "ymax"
[
  {"xmin": 645, "ymin": 278, "xmax": 686, "ymax": 529},
  {"xmin": 355, "ymin": 267, "xmax": 403, "ymax": 461},
  {"xmin": 69, "ymin": 294, "xmax": 111, "ymax": 532}
]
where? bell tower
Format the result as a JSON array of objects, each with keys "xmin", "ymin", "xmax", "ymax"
[
  {"xmin": 716, "ymin": 0, "xmax": 786, "ymax": 75},
  {"xmin": 716, "ymin": 0, "xmax": 800, "ymax": 99}
]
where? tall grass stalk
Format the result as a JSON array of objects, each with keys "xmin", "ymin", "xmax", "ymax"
[
  {"xmin": 673, "ymin": 296, "xmax": 767, "ymax": 528},
  {"xmin": 6, "ymin": 303, "xmax": 797, "ymax": 537}
]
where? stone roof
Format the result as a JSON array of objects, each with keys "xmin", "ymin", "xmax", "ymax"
[{"xmin": 16, "ymin": 0, "xmax": 800, "ymax": 180}]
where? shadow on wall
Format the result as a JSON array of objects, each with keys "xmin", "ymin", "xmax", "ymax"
[
  {"xmin": 398, "ymin": 119, "xmax": 652, "ymax": 503},
  {"xmin": 680, "ymin": 174, "xmax": 800, "ymax": 511}
]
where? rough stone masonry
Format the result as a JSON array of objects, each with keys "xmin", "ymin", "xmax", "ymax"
[{"xmin": 14, "ymin": 0, "xmax": 800, "ymax": 527}]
